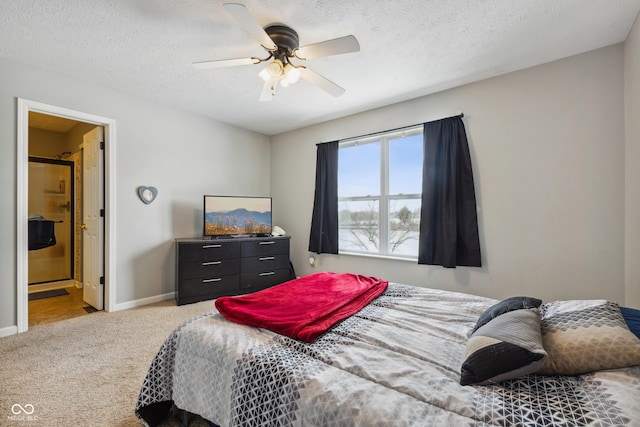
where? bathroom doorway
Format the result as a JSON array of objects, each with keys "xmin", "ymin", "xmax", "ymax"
[
  {"xmin": 17, "ymin": 99, "xmax": 116, "ymax": 332},
  {"xmin": 26, "ymin": 116, "xmax": 96, "ymax": 326}
]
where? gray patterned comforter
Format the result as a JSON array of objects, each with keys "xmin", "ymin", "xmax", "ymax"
[{"xmin": 136, "ymin": 283, "xmax": 640, "ymax": 426}]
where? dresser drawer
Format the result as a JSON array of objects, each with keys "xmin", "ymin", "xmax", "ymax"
[
  {"xmin": 240, "ymin": 253, "xmax": 289, "ymax": 273},
  {"xmin": 176, "ymin": 236, "xmax": 290, "ymax": 305},
  {"xmin": 179, "ymin": 275, "xmax": 240, "ymax": 298},
  {"xmin": 179, "ymin": 258, "xmax": 240, "ymax": 280},
  {"xmin": 179, "ymin": 241, "xmax": 240, "ymax": 262},
  {"xmin": 241, "ymin": 239, "xmax": 289, "ymax": 257},
  {"xmin": 240, "ymin": 269, "xmax": 291, "ymax": 291}
]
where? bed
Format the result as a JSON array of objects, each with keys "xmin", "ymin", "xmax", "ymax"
[{"xmin": 136, "ymin": 273, "xmax": 640, "ymax": 426}]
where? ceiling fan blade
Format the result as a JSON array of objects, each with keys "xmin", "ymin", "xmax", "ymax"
[
  {"xmin": 295, "ymin": 35, "xmax": 360, "ymax": 60},
  {"xmin": 299, "ymin": 67, "xmax": 345, "ymax": 97},
  {"xmin": 223, "ymin": 3, "xmax": 277, "ymax": 51},
  {"xmin": 259, "ymin": 79, "xmax": 276, "ymax": 102},
  {"xmin": 193, "ymin": 57, "xmax": 259, "ymax": 69}
]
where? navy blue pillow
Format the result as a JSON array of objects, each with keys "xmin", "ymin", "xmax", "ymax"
[{"xmin": 620, "ymin": 306, "xmax": 640, "ymax": 340}]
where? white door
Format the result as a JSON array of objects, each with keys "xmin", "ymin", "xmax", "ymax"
[{"xmin": 82, "ymin": 127, "xmax": 104, "ymax": 309}]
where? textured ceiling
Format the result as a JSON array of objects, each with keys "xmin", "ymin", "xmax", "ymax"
[{"xmin": 2, "ymin": 1, "xmax": 639, "ymax": 135}]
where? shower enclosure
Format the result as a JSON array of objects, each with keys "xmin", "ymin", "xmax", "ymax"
[{"xmin": 28, "ymin": 157, "xmax": 74, "ymax": 285}]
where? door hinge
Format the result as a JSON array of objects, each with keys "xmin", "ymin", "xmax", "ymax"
[
  {"xmin": 99, "ymin": 276, "xmax": 105, "ymax": 285},
  {"xmin": 100, "ymin": 141, "xmax": 105, "ymax": 150},
  {"xmin": 100, "ymin": 209, "xmax": 105, "ymax": 217}
]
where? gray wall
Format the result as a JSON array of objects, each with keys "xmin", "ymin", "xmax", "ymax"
[
  {"xmin": 271, "ymin": 44, "xmax": 629, "ymax": 304},
  {"xmin": 625, "ymin": 13, "xmax": 640, "ymax": 308},
  {"xmin": 2, "ymin": 18, "xmax": 638, "ymax": 334},
  {"xmin": 0, "ymin": 58, "xmax": 270, "ymax": 332}
]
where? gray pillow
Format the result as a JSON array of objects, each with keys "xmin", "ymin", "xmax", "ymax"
[
  {"xmin": 537, "ymin": 301, "xmax": 640, "ymax": 375},
  {"xmin": 460, "ymin": 308, "xmax": 547, "ymax": 386}
]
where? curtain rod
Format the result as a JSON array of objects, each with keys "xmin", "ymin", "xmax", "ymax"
[{"xmin": 317, "ymin": 112, "xmax": 464, "ymax": 146}]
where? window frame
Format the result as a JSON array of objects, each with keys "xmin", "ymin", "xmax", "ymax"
[{"xmin": 338, "ymin": 125, "xmax": 423, "ymax": 259}]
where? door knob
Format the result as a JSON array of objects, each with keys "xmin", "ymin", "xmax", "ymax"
[{"xmin": 80, "ymin": 224, "xmax": 87, "ymax": 230}]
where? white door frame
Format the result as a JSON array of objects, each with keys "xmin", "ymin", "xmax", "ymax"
[{"xmin": 16, "ymin": 98, "xmax": 117, "ymax": 333}]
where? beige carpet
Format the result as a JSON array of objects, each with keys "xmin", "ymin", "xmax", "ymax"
[{"xmin": 0, "ymin": 299, "xmax": 217, "ymax": 426}]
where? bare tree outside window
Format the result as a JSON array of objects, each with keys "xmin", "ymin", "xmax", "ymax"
[{"xmin": 389, "ymin": 201, "xmax": 420, "ymax": 253}]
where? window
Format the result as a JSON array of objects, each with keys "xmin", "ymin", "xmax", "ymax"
[{"xmin": 338, "ymin": 126, "xmax": 423, "ymax": 258}]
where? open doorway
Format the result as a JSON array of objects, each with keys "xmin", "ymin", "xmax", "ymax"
[
  {"xmin": 17, "ymin": 99, "xmax": 116, "ymax": 333},
  {"xmin": 27, "ymin": 117, "xmax": 96, "ymax": 326}
]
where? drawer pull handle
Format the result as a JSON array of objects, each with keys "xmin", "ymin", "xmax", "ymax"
[
  {"xmin": 259, "ymin": 256, "xmax": 275, "ymax": 261},
  {"xmin": 259, "ymin": 241, "xmax": 275, "ymax": 245},
  {"xmin": 259, "ymin": 271, "xmax": 275, "ymax": 276},
  {"xmin": 202, "ymin": 244, "xmax": 222, "ymax": 249},
  {"xmin": 202, "ymin": 278, "xmax": 222, "ymax": 283},
  {"xmin": 202, "ymin": 261, "xmax": 222, "ymax": 266}
]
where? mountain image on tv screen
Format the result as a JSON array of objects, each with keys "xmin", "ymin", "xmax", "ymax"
[{"xmin": 204, "ymin": 197, "xmax": 272, "ymax": 236}]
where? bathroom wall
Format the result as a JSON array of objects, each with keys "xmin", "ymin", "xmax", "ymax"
[{"xmin": 29, "ymin": 128, "xmax": 68, "ymax": 158}]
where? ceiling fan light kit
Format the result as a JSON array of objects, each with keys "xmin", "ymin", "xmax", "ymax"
[
  {"xmin": 193, "ymin": 2, "xmax": 360, "ymax": 101},
  {"xmin": 284, "ymin": 64, "xmax": 301, "ymax": 83},
  {"xmin": 259, "ymin": 60, "xmax": 283, "ymax": 81}
]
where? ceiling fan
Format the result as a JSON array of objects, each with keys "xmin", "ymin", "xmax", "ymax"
[{"xmin": 193, "ymin": 3, "xmax": 360, "ymax": 101}]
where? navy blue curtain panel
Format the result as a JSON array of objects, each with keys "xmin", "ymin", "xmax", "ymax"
[
  {"xmin": 418, "ymin": 116, "xmax": 481, "ymax": 267},
  {"xmin": 309, "ymin": 141, "xmax": 339, "ymax": 254}
]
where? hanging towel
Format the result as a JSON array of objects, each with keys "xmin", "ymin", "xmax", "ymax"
[{"xmin": 28, "ymin": 219, "xmax": 57, "ymax": 250}]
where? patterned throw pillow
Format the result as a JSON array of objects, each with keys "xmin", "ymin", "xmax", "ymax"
[
  {"xmin": 460, "ymin": 308, "xmax": 547, "ymax": 386},
  {"xmin": 537, "ymin": 301, "xmax": 640, "ymax": 376},
  {"xmin": 471, "ymin": 296, "xmax": 543, "ymax": 334}
]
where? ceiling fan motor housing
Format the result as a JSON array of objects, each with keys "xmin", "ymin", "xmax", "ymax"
[{"xmin": 265, "ymin": 25, "xmax": 299, "ymax": 56}]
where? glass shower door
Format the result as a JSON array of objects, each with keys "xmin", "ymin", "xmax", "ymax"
[{"xmin": 28, "ymin": 158, "xmax": 74, "ymax": 285}]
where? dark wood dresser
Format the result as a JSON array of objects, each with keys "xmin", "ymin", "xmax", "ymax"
[{"xmin": 175, "ymin": 235, "xmax": 291, "ymax": 305}]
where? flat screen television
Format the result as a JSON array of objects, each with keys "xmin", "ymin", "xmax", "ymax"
[{"xmin": 203, "ymin": 195, "xmax": 272, "ymax": 238}]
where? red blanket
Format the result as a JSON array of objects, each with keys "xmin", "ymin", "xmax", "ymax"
[{"xmin": 214, "ymin": 272, "xmax": 388, "ymax": 343}]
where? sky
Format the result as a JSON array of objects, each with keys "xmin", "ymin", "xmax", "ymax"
[
  {"xmin": 338, "ymin": 133, "xmax": 423, "ymax": 198},
  {"xmin": 204, "ymin": 196, "xmax": 271, "ymax": 213}
]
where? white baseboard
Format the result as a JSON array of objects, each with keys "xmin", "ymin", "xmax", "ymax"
[
  {"xmin": 111, "ymin": 292, "xmax": 175, "ymax": 312},
  {"xmin": 0, "ymin": 293, "xmax": 176, "ymax": 337},
  {"xmin": 0, "ymin": 325, "xmax": 18, "ymax": 338}
]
